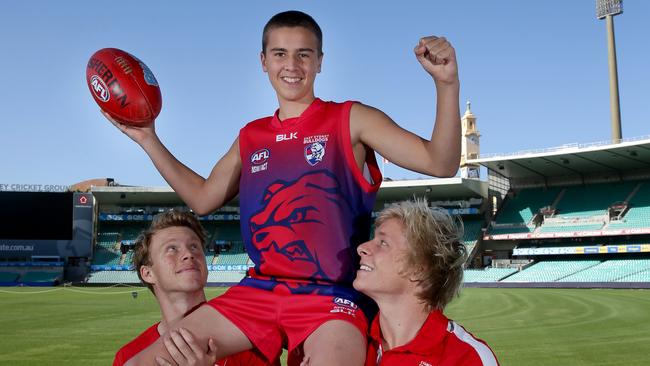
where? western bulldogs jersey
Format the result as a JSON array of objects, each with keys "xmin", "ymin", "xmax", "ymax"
[{"xmin": 238, "ymin": 98, "xmax": 382, "ymax": 298}]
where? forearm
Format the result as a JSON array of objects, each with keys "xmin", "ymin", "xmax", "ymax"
[
  {"xmin": 139, "ymin": 135, "xmax": 214, "ymax": 213},
  {"xmin": 429, "ymin": 81, "xmax": 461, "ymax": 177},
  {"xmin": 124, "ymin": 337, "xmax": 171, "ymax": 366}
]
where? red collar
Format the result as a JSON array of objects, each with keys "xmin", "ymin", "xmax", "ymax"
[
  {"xmin": 369, "ymin": 309, "xmax": 449, "ymax": 357},
  {"xmin": 269, "ymin": 98, "xmax": 325, "ymax": 129}
]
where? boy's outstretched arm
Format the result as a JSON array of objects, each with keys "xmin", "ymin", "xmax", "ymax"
[
  {"xmin": 124, "ymin": 306, "xmax": 253, "ymax": 366},
  {"xmin": 104, "ymin": 113, "xmax": 241, "ymax": 215},
  {"xmin": 351, "ymin": 35, "xmax": 460, "ymax": 178}
]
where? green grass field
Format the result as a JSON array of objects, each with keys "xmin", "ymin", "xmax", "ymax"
[{"xmin": 1, "ymin": 286, "xmax": 649, "ymax": 365}]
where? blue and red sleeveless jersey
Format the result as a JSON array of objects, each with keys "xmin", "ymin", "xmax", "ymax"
[{"xmin": 238, "ymin": 98, "xmax": 382, "ymax": 298}]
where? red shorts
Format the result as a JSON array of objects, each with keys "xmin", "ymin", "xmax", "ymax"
[
  {"xmin": 205, "ymin": 285, "xmax": 368, "ymax": 363},
  {"xmin": 216, "ymin": 348, "xmax": 280, "ymax": 366}
]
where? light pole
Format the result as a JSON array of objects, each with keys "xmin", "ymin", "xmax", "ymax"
[{"xmin": 596, "ymin": 0, "xmax": 623, "ymax": 143}]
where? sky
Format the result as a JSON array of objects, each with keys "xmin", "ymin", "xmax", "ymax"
[{"xmin": 0, "ymin": 1, "xmax": 648, "ymax": 188}]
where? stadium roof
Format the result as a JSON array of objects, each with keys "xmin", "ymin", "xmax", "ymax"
[
  {"xmin": 92, "ymin": 186, "xmax": 187, "ymax": 206},
  {"xmin": 377, "ymin": 177, "xmax": 487, "ymax": 203},
  {"xmin": 91, "ymin": 177, "xmax": 488, "ymax": 207},
  {"xmin": 469, "ymin": 137, "xmax": 650, "ymax": 180}
]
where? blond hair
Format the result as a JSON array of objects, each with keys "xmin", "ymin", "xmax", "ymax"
[{"xmin": 376, "ymin": 199, "xmax": 466, "ymax": 310}]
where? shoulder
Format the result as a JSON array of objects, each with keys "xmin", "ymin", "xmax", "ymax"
[
  {"xmin": 444, "ymin": 321, "xmax": 499, "ymax": 366},
  {"xmin": 314, "ymin": 99, "xmax": 358, "ymax": 119},
  {"xmin": 350, "ymin": 102, "xmax": 392, "ymax": 126},
  {"xmin": 348, "ymin": 102, "xmax": 394, "ymax": 144},
  {"xmin": 350, "ymin": 101, "xmax": 378, "ymax": 115},
  {"xmin": 113, "ymin": 323, "xmax": 160, "ymax": 366},
  {"xmin": 242, "ymin": 116, "xmax": 273, "ymax": 130}
]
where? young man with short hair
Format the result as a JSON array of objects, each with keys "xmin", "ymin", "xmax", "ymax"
[
  {"xmin": 113, "ymin": 210, "xmax": 276, "ymax": 366},
  {"xmin": 108, "ymin": 10, "xmax": 461, "ymax": 366},
  {"xmin": 353, "ymin": 200, "xmax": 499, "ymax": 366}
]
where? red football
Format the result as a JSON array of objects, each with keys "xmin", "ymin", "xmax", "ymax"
[{"xmin": 86, "ymin": 48, "xmax": 162, "ymax": 126}]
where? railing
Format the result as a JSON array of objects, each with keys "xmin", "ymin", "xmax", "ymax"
[{"xmin": 477, "ymin": 135, "xmax": 650, "ymax": 160}]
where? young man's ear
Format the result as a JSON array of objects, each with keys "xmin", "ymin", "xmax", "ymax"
[
  {"xmin": 408, "ymin": 265, "xmax": 425, "ymax": 283},
  {"xmin": 260, "ymin": 52, "xmax": 268, "ymax": 72},
  {"xmin": 317, "ymin": 52, "xmax": 323, "ymax": 73},
  {"xmin": 140, "ymin": 265, "xmax": 155, "ymax": 286}
]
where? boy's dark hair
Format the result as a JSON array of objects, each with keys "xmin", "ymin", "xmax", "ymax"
[{"xmin": 262, "ymin": 10, "xmax": 323, "ymax": 55}]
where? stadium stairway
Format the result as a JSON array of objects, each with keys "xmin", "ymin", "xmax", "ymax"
[
  {"xmin": 559, "ymin": 259, "xmax": 650, "ymax": 282},
  {"xmin": 463, "ymin": 268, "xmax": 518, "ymax": 282},
  {"xmin": 501, "ymin": 260, "xmax": 601, "ymax": 283},
  {"xmin": 616, "ymin": 267, "xmax": 650, "ymax": 282}
]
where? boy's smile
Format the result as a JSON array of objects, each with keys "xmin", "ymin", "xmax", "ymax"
[{"xmin": 261, "ymin": 26, "xmax": 322, "ymax": 110}]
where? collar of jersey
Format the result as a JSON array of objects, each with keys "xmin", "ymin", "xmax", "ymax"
[
  {"xmin": 270, "ymin": 98, "xmax": 324, "ymax": 129},
  {"xmin": 370, "ymin": 309, "xmax": 448, "ymax": 357}
]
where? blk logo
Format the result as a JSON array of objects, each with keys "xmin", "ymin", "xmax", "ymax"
[{"xmin": 276, "ymin": 132, "xmax": 297, "ymax": 142}]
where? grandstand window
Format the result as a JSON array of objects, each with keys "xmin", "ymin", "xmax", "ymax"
[{"xmin": 488, "ymin": 171, "xmax": 510, "ymax": 216}]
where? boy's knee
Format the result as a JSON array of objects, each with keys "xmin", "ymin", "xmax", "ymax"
[{"xmin": 302, "ymin": 320, "xmax": 367, "ymax": 366}]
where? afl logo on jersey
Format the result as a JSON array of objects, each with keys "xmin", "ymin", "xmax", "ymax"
[
  {"xmin": 251, "ymin": 149, "xmax": 270, "ymax": 164},
  {"xmin": 250, "ymin": 148, "xmax": 270, "ymax": 174},
  {"xmin": 304, "ymin": 142, "xmax": 326, "ymax": 166},
  {"xmin": 333, "ymin": 297, "xmax": 358, "ymax": 310}
]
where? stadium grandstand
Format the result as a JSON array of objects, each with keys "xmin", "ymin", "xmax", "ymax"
[
  {"xmin": 82, "ymin": 176, "xmax": 488, "ymax": 286},
  {"xmin": 0, "ymin": 176, "xmax": 488, "ymax": 287},
  {"xmin": 465, "ymin": 135, "xmax": 650, "ymax": 288},
  {"xmin": 2, "ymin": 107, "xmax": 650, "ymax": 289}
]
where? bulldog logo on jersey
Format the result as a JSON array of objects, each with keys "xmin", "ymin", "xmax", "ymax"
[
  {"xmin": 248, "ymin": 170, "xmax": 355, "ymax": 289},
  {"xmin": 304, "ymin": 142, "xmax": 326, "ymax": 166}
]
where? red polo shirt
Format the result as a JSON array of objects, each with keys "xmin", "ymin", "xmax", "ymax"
[
  {"xmin": 113, "ymin": 322, "xmax": 279, "ymax": 366},
  {"xmin": 366, "ymin": 310, "xmax": 499, "ymax": 366},
  {"xmin": 113, "ymin": 323, "xmax": 160, "ymax": 366}
]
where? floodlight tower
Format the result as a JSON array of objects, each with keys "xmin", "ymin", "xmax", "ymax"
[{"xmin": 596, "ymin": 0, "xmax": 623, "ymax": 143}]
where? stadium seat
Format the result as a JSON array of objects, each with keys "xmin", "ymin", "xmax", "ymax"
[
  {"xmin": 0, "ymin": 272, "xmax": 19, "ymax": 282},
  {"xmin": 462, "ymin": 218, "xmax": 484, "ymax": 254},
  {"xmin": 494, "ymin": 187, "xmax": 561, "ymax": 225},
  {"xmin": 207, "ymin": 271, "xmax": 246, "ymax": 283},
  {"xmin": 214, "ymin": 241, "xmax": 249, "ymax": 266},
  {"xmin": 21, "ymin": 271, "xmax": 61, "ymax": 283},
  {"xmin": 606, "ymin": 182, "xmax": 650, "ymax": 230},
  {"xmin": 554, "ymin": 182, "xmax": 635, "ymax": 219},
  {"xmin": 560, "ymin": 259, "xmax": 650, "ymax": 282},
  {"xmin": 502, "ymin": 260, "xmax": 600, "ymax": 282},
  {"xmin": 463, "ymin": 268, "xmax": 517, "ymax": 282},
  {"xmin": 87, "ymin": 270, "xmax": 140, "ymax": 284}
]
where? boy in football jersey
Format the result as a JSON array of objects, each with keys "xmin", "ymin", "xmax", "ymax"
[
  {"xmin": 113, "ymin": 210, "xmax": 276, "ymax": 366},
  {"xmin": 353, "ymin": 200, "xmax": 499, "ymax": 366},
  {"xmin": 107, "ymin": 10, "xmax": 461, "ymax": 366}
]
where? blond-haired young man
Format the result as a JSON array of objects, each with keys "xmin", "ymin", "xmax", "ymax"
[{"xmin": 354, "ymin": 200, "xmax": 499, "ymax": 366}]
